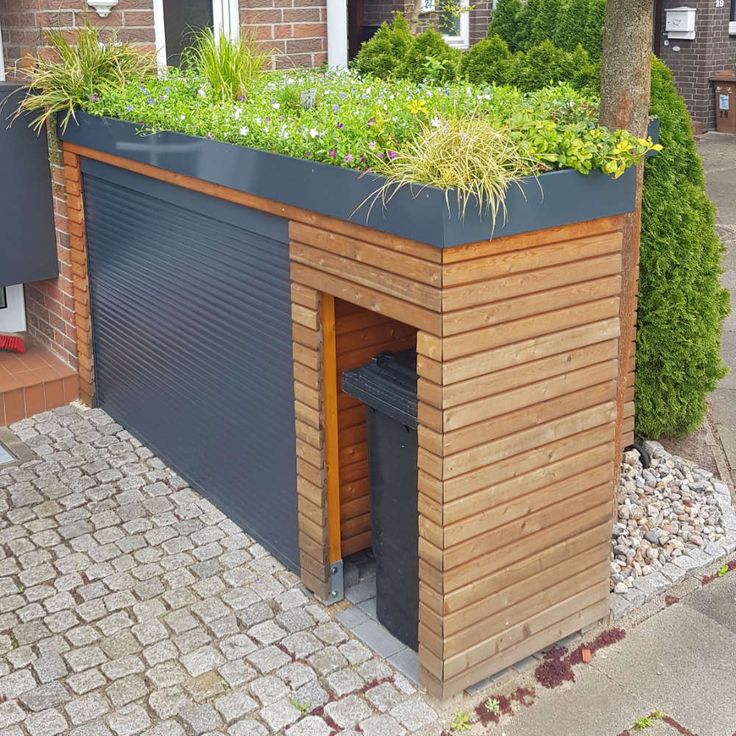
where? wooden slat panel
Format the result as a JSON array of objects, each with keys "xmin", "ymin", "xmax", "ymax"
[
  {"xmin": 291, "ymin": 222, "xmax": 442, "ymax": 282},
  {"xmin": 443, "ymin": 402, "xmax": 616, "ymax": 478},
  {"xmin": 442, "ymin": 231, "xmax": 622, "ymax": 286},
  {"xmin": 440, "ymin": 216, "xmax": 623, "ymax": 263},
  {"xmin": 444, "ymin": 546, "xmax": 610, "ymax": 656},
  {"xmin": 442, "ymin": 275, "xmax": 622, "ymax": 336},
  {"xmin": 292, "ymin": 262, "xmax": 441, "ymax": 334},
  {"xmin": 443, "ymin": 253, "xmax": 622, "ymax": 311},
  {"xmin": 442, "ymin": 339, "xmax": 619, "ymax": 408},
  {"xmin": 442, "ymin": 297, "xmax": 619, "ymax": 359},
  {"xmin": 444, "ymin": 359, "xmax": 618, "ymax": 431},
  {"xmin": 442, "ymin": 318, "xmax": 620, "ymax": 384},
  {"xmin": 291, "ymin": 241, "xmax": 442, "ymax": 311}
]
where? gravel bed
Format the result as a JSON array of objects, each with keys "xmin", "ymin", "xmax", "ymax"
[{"xmin": 610, "ymin": 441, "xmax": 736, "ymax": 613}]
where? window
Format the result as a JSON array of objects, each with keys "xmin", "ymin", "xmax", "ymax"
[
  {"xmin": 731, "ymin": 0, "xmax": 736, "ymax": 35},
  {"xmin": 0, "ymin": 20, "xmax": 6, "ymax": 82},
  {"xmin": 153, "ymin": 0, "xmax": 240, "ymax": 67},
  {"xmin": 440, "ymin": 0, "xmax": 470, "ymax": 48}
]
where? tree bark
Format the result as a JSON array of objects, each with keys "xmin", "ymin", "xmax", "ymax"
[{"xmin": 598, "ymin": 0, "xmax": 654, "ymax": 470}]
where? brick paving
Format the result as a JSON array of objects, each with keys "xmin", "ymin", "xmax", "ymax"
[{"xmin": 0, "ymin": 405, "xmax": 443, "ymax": 736}]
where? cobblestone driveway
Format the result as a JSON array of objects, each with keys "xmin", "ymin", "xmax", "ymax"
[{"xmin": 0, "ymin": 405, "xmax": 441, "ymax": 736}]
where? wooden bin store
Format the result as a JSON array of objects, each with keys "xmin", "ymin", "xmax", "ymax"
[{"xmin": 58, "ymin": 114, "xmax": 637, "ymax": 698}]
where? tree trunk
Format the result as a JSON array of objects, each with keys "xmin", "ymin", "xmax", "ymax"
[{"xmin": 598, "ymin": 0, "xmax": 654, "ymax": 470}]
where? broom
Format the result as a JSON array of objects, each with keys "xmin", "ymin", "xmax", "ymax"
[{"xmin": 0, "ymin": 335, "xmax": 25, "ymax": 353}]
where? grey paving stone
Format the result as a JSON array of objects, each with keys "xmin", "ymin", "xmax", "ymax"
[
  {"xmin": 249, "ymin": 675, "xmax": 290, "ymax": 706},
  {"xmin": 180, "ymin": 703, "xmax": 223, "ymax": 734},
  {"xmin": 20, "ymin": 681, "xmax": 71, "ymax": 711},
  {"xmin": 0, "ymin": 700, "xmax": 25, "ymax": 729},
  {"xmin": 107, "ymin": 674, "xmax": 148, "ymax": 707},
  {"xmin": 389, "ymin": 698, "xmax": 438, "ymax": 732},
  {"xmin": 325, "ymin": 694, "xmax": 373, "ymax": 728},
  {"xmin": 228, "ymin": 720, "xmax": 269, "ymax": 736},
  {"xmin": 352, "ymin": 620, "xmax": 405, "ymax": 659},
  {"xmin": 285, "ymin": 716, "xmax": 333, "ymax": 736},
  {"xmin": 32, "ymin": 652, "xmax": 69, "ymax": 683},
  {"xmin": 359, "ymin": 714, "xmax": 407, "ymax": 736},
  {"xmin": 108, "ymin": 704, "xmax": 152, "ymax": 736},
  {"xmin": 260, "ymin": 698, "xmax": 301, "ymax": 731},
  {"xmin": 365, "ymin": 682, "xmax": 404, "ymax": 712},
  {"xmin": 387, "ymin": 648, "xmax": 420, "ymax": 684},
  {"xmin": 213, "ymin": 690, "xmax": 258, "ymax": 722},
  {"xmin": 65, "ymin": 693, "xmax": 110, "ymax": 725},
  {"xmin": 25, "ymin": 708, "xmax": 69, "ymax": 736},
  {"xmin": 0, "ymin": 407, "xmax": 443, "ymax": 736}
]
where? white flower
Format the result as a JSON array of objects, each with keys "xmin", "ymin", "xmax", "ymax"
[
  {"xmin": 234, "ymin": 107, "xmax": 242, "ymax": 120},
  {"xmin": 240, "ymin": 126, "xmax": 249, "ymax": 136},
  {"xmin": 180, "ymin": 114, "xmax": 185, "ymax": 120},
  {"xmin": 309, "ymin": 128, "xmax": 319, "ymax": 138},
  {"xmin": 430, "ymin": 117, "xmax": 441, "ymax": 128},
  {"xmin": 272, "ymin": 101, "xmax": 281, "ymax": 110},
  {"xmin": 198, "ymin": 86, "xmax": 206, "ymax": 98}
]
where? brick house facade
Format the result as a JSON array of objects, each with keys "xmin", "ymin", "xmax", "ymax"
[
  {"xmin": 657, "ymin": 0, "xmax": 736, "ymax": 132},
  {"xmin": 0, "ymin": 0, "xmax": 733, "ymax": 373}
]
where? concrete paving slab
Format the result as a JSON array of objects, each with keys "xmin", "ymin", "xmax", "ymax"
[
  {"xmin": 684, "ymin": 567, "xmax": 736, "ymax": 635},
  {"xmin": 590, "ymin": 601, "xmax": 736, "ymax": 736},
  {"xmin": 501, "ymin": 663, "xmax": 649, "ymax": 736}
]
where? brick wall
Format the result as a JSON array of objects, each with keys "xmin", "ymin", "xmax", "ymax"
[
  {"xmin": 241, "ymin": 0, "xmax": 328, "ymax": 68},
  {"xmin": 659, "ymin": 0, "xmax": 736, "ymax": 131}
]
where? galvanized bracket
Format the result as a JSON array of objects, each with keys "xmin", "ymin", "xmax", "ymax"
[{"xmin": 324, "ymin": 559, "xmax": 344, "ymax": 605}]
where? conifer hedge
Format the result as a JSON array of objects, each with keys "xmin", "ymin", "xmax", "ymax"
[{"xmin": 354, "ymin": 0, "xmax": 730, "ymax": 437}]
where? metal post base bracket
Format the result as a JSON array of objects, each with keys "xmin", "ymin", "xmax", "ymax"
[{"xmin": 324, "ymin": 559, "xmax": 344, "ymax": 605}]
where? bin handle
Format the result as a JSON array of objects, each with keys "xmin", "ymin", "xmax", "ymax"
[{"xmin": 372, "ymin": 351, "xmax": 395, "ymax": 367}]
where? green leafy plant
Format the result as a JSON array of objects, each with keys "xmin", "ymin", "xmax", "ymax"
[
  {"xmin": 637, "ymin": 59, "xmax": 730, "ymax": 437},
  {"xmin": 718, "ymin": 564, "xmax": 729, "ymax": 577},
  {"xmin": 370, "ymin": 114, "xmax": 530, "ymax": 225},
  {"xmin": 483, "ymin": 696, "xmax": 501, "ymax": 715},
  {"xmin": 460, "ymin": 36, "xmax": 515, "ymax": 86},
  {"xmin": 399, "ymin": 28, "xmax": 460, "ymax": 83},
  {"xmin": 450, "ymin": 711, "xmax": 473, "ymax": 733},
  {"xmin": 633, "ymin": 710, "xmax": 664, "ymax": 730},
  {"xmin": 290, "ymin": 698, "xmax": 311, "ymax": 715},
  {"xmin": 182, "ymin": 27, "xmax": 271, "ymax": 101},
  {"xmin": 10, "ymin": 25, "xmax": 154, "ymax": 132},
  {"xmin": 353, "ymin": 13, "xmax": 414, "ymax": 79},
  {"xmin": 488, "ymin": 0, "xmax": 524, "ymax": 51}
]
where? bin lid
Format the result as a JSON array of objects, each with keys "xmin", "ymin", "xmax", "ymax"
[{"xmin": 342, "ymin": 350, "xmax": 418, "ymax": 429}]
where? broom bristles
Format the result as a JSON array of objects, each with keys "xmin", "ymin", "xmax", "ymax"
[{"xmin": 0, "ymin": 335, "xmax": 26, "ymax": 354}]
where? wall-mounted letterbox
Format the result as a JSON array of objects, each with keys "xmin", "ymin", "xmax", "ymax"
[{"xmin": 665, "ymin": 6, "xmax": 696, "ymax": 40}]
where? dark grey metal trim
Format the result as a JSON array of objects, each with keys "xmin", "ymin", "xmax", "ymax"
[
  {"xmin": 59, "ymin": 112, "xmax": 639, "ymax": 248},
  {"xmin": 1, "ymin": 83, "xmax": 58, "ymax": 286}
]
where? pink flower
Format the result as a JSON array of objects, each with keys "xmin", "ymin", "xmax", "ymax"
[
  {"xmin": 344, "ymin": 153, "xmax": 354, "ymax": 163},
  {"xmin": 388, "ymin": 150, "xmax": 398, "ymax": 160},
  {"xmin": 328, "ymin": 149, "xmax": 337, "ymax": 159}
]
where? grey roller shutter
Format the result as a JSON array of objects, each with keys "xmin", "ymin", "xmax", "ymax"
[{"xmin": 82, "ymin": 159, "xmax": 299, "ymax": 569}]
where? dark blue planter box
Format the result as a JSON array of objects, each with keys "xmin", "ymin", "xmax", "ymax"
[{"xmin": 58, "ymin": 111, "xmax": 639, "ymax": 248}]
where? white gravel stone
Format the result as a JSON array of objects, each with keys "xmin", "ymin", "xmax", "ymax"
[{"xmin": 611, "ymin": 445, "xmax": 735, "ymax": 600}]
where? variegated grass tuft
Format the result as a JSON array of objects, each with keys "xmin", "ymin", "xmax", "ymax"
[
  {"xmin": 367, "ymin": 115, "xmax": 531, "ymax": 227},
  {"xmin": 182, "ymin": 27, "xmax": 271, "ymax": 101},
  {"xmin": 9, "ymin": 25, "xmax": 154, "ymax": 133}
]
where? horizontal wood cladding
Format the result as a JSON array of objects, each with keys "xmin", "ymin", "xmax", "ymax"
[
  {"xmin": 287, "ymin": 210, "xmax": 625, "ymax": 699},
  {"xmin": 291, "ymin": 285, "xmax": 330, "ymax": 599},
  {"xmin": 427, "ymin": 220, "xmax": 623, "ymax": 697},
  {"xmin": 334, "ymin": 298, "xmax": 417, "ymax": 556}
]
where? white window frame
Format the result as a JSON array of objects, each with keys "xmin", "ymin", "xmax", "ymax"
[
  {"xmin": 152, "ymin": 0, "xmax": 240, "ymax": 68},
  {"xmin": 441, "ymin": 0, "xmax": 470, "ymax": 49},
  {"xmin": 0, "ymin": 285, "xmax": 27, "ymax": 334},
  {"xmin": 0, "ymin": 20, "xmax": 6, "ymax": 82}
]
